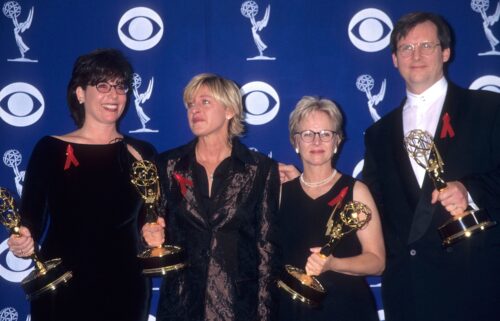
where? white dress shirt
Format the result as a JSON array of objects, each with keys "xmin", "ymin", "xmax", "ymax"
[
  {"xmin": 402, "ymin": 77, "xmax": 477, "ymax": 209},
  {"xmin": 403, "ymin": 77, "xmax": 448, "ymax": 187}
]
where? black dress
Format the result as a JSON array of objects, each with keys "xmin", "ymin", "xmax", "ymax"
[
  {"xmin": 277, "ymin": 174, "xmax": 379, "ymax": 321},
  {"xmin": 20, "ymin": 136, "xmax": 154, "ymax": 321}
]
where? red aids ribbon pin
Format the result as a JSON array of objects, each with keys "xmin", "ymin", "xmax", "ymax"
[
  {"xmin": 173, "ymin": 172, "xmax": 193, "ymax": 197},
  {"xmin": 440, "ymin": 112, "xmax": 455, "ymax": 139},
  {"xmin": 328, "ymin": 186, "xmax": 349, "ymax": 207},
  {"xmin": 64, "ymin": 144, "xmax": 79, "ymax": 170}
]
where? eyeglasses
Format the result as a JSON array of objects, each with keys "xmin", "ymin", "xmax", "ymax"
[
  {"xmin": 294, "ymin": 130, "xmax": 337, "ymax": 143},
  {"xmin": 397, "ymin": 41, "xmax": 441, "ymax": 58},
  {"xmin": 94, "ymin": 82, "xmax": 129, "ymax": 95}
]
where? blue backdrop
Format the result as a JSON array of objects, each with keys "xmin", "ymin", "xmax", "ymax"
[{"xmin": 1, "ymin": 0, "xmax": 499, "ymax": 320}]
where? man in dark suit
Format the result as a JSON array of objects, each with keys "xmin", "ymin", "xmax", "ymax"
[{"xmin": 363, "ymin": 12, "xmax": 500, "ymax": 321}]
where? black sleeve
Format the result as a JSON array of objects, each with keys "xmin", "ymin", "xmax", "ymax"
[{"xmin": 19, "ymin": 137, "xmax": 51, "ymax": 242}]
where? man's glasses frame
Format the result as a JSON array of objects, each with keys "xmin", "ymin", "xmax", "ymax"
[{"xmin": 397, "ymin": 41, "xmax": 441, "ymax": 58}]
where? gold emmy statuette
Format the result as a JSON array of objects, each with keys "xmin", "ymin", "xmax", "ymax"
[
  {"xmin": 277, "ymin": 200, "xmax": 372, "ymax": 307},
  {"xmin": 131, "ymin": 160, "xmax": 186, "ymax": 276},
  {"xmin": 0, "ymin": 187, "xmax": 72, "ymax": 300},
  {"xmin": 404, "ymin": 129, "xmax": 497, "ymax": 246}
]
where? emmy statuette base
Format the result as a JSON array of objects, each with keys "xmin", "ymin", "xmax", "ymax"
[
  {"xmin": 21, "ymin": 258, "xmax": 73, "ymax": 301},
  {"xmin": 276, "ymin": 265, "xmax": 326, "ymax": 307},
  {"xmin": 438, "ymin": 209, "xmax": 497, "ymax": 246},
  {"xmin": 138, "ymin": 245, "xmax": 186, "ymax": 276}
]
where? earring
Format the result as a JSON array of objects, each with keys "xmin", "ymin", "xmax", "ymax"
[
  {"xmin": 333, "ymin": 147, "xmax": 338, "ymax": 154},
  {"xmin": 295, "ymin": 147, "xmax": 299, "ymax": 154}
]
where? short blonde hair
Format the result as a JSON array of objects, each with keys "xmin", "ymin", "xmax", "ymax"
[
  {"xmin": 183, "ymin": 73, "xmax": 244, "ymax": 139},
  {"xmin": 288, "ymin": 96, "xmax": 344, "ymax": 146}
]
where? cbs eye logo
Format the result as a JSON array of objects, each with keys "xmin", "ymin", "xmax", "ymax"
[
  {"xmin": 0, "ymin": 239, "xmax": 34, "ymax": 283},
  {"xmin": 118, "ymin": 7, "xmax": 164, "ymax": 51},
  {"xmin": 240, "ymin": 81, "xmax": 280, "ymax": 125},
  {"xmin": 0, "ymin": 82, "xmax": 44, "ymax": 127},
  {"xmin": 469, "ymin": 75, "xmax": 500, "ymax": 93},
  {"xmin": 348, "ymin": 8, "xmax": 393, "ymax": 52},
  {"xmin": 353, "ymin": 159, "xmax": 364, "ymax": 179},
  {"xmin": 249, "ymin": 147, "xmax": 273, "ymax": 159}
]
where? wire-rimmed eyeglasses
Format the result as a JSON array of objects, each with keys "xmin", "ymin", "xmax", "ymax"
[
  {"xmin": 294, "ymin": 130, "xmax": 337, "ymax": 143},
  {"xmin": 397, "ymin": 41, "xmax": 441, "ymax": 58},
  {"xmin": 95, "ymin": 82, "xmax": 129, "ymax": 95}
]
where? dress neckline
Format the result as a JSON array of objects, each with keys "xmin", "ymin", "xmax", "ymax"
[
  {"xmin": 48, "ymin": 135, "xmax": 123, "ymax": 147},
  {"xmin": 295, "ymin": 173, "xmax": 345, "ymax": 202}
]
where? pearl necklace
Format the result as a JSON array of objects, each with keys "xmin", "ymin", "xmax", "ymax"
[{"xmin": 300, "ymin": 169, "xmax": 337, "ymax": 188}]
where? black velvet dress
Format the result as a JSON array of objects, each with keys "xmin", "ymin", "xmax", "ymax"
[
  {"xmin": 277, "ymin": 175, "xmax": 379, "ymax": 321},
  {"xmin": 20, "ymin": 136, "xmax": 154, "ymax": 321}
]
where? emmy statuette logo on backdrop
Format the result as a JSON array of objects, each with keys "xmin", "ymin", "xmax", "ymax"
[
  {"xmin": 353, "ymin": 75, "xmax": 387, "ymax": 183},
  {"xmin": 241, "ymin": 1, "xmax": 275, "ymax": 61},
  {"xmin": 471, "ymin": 0, "xmax": 500, "ymax": 56},
  {"xmin": 0, "ymin": 307, "xmax": 20, "ymax": 321},
  {"xmin": 3, "ymin": 149, "xmax": 24, "ymax": 197},
  {"xmin": 356, "ymin": 74, "xmax": 386, "ymax": 122},
  {"xmin": 2, "ymin": 1, "xmax": 37, "ymax": 63},
  {"xmin": 129, "ymin": 73, "xmax": 157, "ymax": 133}
]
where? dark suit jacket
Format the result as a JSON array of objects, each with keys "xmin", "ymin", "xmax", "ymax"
[
  {"xmin": 155, "ymin": 138, "xmax": 280, "ymax": 321},
  {"xmin": 363, "ymin": 83, "xmax": 500, "ymax": 321}
]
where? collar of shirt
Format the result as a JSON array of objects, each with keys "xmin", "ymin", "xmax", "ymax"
[{"xmin": 404, "ymin": 77, "xmax": 448, "ymax": 115}]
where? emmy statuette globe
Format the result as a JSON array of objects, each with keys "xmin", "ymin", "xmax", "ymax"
[
  {"xmin": 404, "ymin": 129, "xmax": 497, "ymax": 246},
  {"xmin": 0, "ymin": 187, "xmax": 72, "ymax": 300},
  {"xmin": 130, "ymin": 160, "xmax": 186, "ymax": 276},
  {"xmin": 277, "ymin": 201, "xmax": 372, "ymax": 306}
]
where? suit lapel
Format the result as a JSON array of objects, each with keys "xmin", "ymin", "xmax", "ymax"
[
  {"xmin": 407, "ymin": 176, "xmax": 437, "ymax": 244},
  {"xmin": 171, "ymin": 151, "xmax": 210, "ymax": 229}
]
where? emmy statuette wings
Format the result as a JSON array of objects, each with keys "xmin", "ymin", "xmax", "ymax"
[
  {"xmin": 277, "ymin": 200, "xmax": 372, "ymax": 307},
  {"xmin": 130, "ymin": 160, "xmax": 186, "ymax": 276},
  {"xmin": 0, "ymin": 187, "xmax": 72, "ymax": 300},
  {"xmin": 404, "ymin": 129, "xmax": 496, "ymax": 246}
]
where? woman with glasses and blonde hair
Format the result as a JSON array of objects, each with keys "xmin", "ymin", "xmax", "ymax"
[
  {"xmin": 8, "ymin": 48, "xmax": 155, "ymax": 321},
  {"xmin": 143, "ymin": 73, "xmax": 280, "ymax": 321},
  {"xmin": 277, "ymin": 96, "xmax": 384, "ymax": 321}
]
